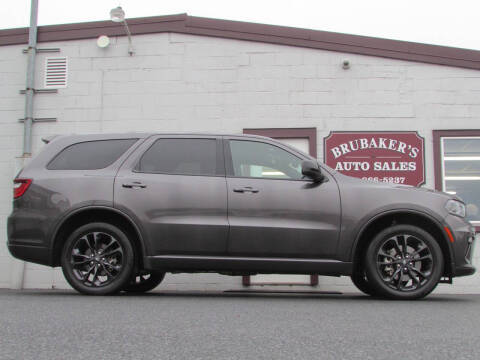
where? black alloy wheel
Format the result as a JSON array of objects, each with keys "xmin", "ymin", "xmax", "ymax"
[
  {"xmin": 61, "ymin": 222, "xmax": 134, "ymax": 295},
  {"xmin": 365, "ymin": 224, "xmax": 443, "ymax": 300},
  {"xmin": 123, "ymin": 272, "xmax": 165, "ymax": 293}
]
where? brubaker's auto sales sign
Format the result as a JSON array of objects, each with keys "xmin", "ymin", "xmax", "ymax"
[{"xmin": 324, "ymin": 131, "xmax": 425, "ymax": 186}]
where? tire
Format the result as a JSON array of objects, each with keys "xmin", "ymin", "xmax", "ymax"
[
  {"xmin": 61, "ymin": 222, "xmax": 135, "ymax": 295},
  {"xmin": 351, "ymin": 269, "xmax": 377, "ymax": 297},
  {"xmin": 123, "ymin": 272, "xmax": 165, "ymax": 293},
  {"xmin": 365, "ymin": 224, "xmax": 444, "ymax": 300}
]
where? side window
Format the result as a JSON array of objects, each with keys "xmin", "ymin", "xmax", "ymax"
[
  {"xmin": 137, "ymin": 138, "xmax": 217, "ymax": 176},
  {"xmin": 229, "ymin": 140, "xmax": 303, "ymax": 180},
  {"xmin": 47, "ymin": 139, "xmax": 138, "ymax": 170}
]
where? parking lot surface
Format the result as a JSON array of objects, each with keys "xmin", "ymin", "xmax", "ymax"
[{"xmin": 0, "ymin": 289, "xmax": 479, "ymax": 360}]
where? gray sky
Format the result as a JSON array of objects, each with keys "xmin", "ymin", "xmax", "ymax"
[{"xmin": 2, "ymin": 0, "xmax": 480, "ymax": 50}]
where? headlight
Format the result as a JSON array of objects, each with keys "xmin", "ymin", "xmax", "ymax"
[{"xmin": 445, "ymin": 199, "xmax": 466, "ymax": 218}]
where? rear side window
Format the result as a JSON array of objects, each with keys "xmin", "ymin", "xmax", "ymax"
[
  {"xmin": 47, "ymin": 139, "xmax": 137, "ymax": 170},
  {"xmin": 136, "ymin": 138, "xmax": 217, "ymax": 176}
]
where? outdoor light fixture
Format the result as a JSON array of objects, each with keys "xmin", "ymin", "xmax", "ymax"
[
  {"xmin": 110, "ymin": 6, "xmax": 134, "ymax": 56},
  {"xmin": 96, "ymin": 35, "xmax": 110, "ymax": 48},
  {"xmin": 110, "ymin": 6, "xmax": 125, "ymax": 22}
]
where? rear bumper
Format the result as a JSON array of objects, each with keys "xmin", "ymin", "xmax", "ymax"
[
  {"xmin": 7, "ymin": 212, "xmax": 53, "ymax": 266},
  {"xmin": 7, "ymin": 243, "xmax": 52, "ymax": 266}
]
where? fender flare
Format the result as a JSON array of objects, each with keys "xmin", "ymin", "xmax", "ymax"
[
  {"xmin": 49, "ymin": 205, "xmax": 148, "ymax": 265},
  {"xmin": 350, "ymin": 208, "xmax": 454, "ymax": 271}
]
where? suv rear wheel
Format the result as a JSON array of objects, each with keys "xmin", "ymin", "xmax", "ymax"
[
  {"xmin": 61, "ymin": 222, "xmax": 135, "ymax": 295},
  {"xmin": 365, "ymin": 224, "xmax": 444, "ymax": 300}
]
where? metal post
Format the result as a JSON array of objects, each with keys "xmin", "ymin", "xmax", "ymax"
[
  {"xmin": 23, "ymin": 0, "xmax": 39, "ymax": 157},
  {"xmin": 12, "ymin": 0, "xmax": 39, "ymax": 290}
]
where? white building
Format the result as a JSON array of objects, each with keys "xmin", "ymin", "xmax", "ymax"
[{"xmin": 0, "ymin": 14, "xmax": 479, "ymax": 293}]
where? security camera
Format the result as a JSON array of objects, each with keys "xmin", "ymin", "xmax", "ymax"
[{"xmin": 342, "ymin": 59, "xmax": 350, "ymax": 69}]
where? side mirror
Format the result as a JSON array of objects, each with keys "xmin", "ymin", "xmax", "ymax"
[{"xmin": 301, "ymin": 160, "xmax": 325, "ymax": 183}]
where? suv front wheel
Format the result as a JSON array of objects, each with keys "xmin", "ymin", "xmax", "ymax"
[
  {"xmin": 365, "ymin": 224, "xmax": 444, "ymax": 300},
  {"xmin": 61, "ymin": 222, "xmax": 135, "ymax": 295}
]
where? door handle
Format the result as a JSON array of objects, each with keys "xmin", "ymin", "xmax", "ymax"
[
  {"xmin": 122, "ymin": 182, "xmax": 147, "ymax": 189},
  {"xmin": 233, "ymin": 186, "xmax": 259, "ymax": 193}
]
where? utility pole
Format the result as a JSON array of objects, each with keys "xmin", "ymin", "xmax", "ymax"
[
  {"xmin": 23, "ymin": 0, "xmax": 38, "ymax": 157},
  {"xmin": 11, "ymin": 0, "xmax": 39, "ymax": 290}
]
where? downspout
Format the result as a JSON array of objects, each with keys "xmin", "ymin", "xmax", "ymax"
[
  {"xmin": 23, "ymin": 0, "xmax": 38, "ymax": 157},
  {"xmin": 11, "ymin": 0, "xmax": 39, "ymax": 290}
]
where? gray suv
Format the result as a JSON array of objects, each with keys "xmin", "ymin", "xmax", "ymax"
[{"xmin": 7, "ymin": 133, "xmax": 476, "ymax": 299}]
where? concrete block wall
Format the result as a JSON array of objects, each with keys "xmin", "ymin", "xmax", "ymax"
[
  {"xmin": 0, "ymin": 43, "xmax": 26, "ymax": 289},
  {"xmin": 0, "ymin": 32, "xmax": 479, "ymax": 293}
]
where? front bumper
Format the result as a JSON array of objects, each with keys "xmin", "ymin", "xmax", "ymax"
[
  {"xmin": 444, "ymin": 214, "xmax": 476, "ymax": 278},
  {"xmin": 455, "ymin": 265, "xmax": 476, "ymax": 277}
]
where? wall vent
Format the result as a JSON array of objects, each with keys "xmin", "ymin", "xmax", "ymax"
[{"xmin": 44, "ymin": 57, "xmax": 68, "ymax": 88}]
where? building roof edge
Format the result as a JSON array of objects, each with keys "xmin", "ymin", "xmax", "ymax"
[{"xmin": 1, "ymin": 13, "xmax": 480, "ymax": 70}]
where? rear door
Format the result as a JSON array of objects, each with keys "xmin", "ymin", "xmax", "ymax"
[{"xmin": 114, "ymin": 135, "xmax": 228, "ymax": 256}]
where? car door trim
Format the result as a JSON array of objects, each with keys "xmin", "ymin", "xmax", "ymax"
[{"xmin": 144, "ymin": 255, "xmax": 352, "ymax": 275}]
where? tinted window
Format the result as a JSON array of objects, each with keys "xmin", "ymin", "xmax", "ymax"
[
  {"xmin": 47, "ymin": 139, "xmax": 137, "ymax": 170},
  {"xmin": 229, "ymin": 140, "xmax": 303, "ymax": 180},
  {"xmin": 137, "ymin": 138, "xmax": 217, "ymax": 176}
]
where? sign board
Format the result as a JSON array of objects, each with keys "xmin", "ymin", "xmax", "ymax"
[{"xmin": 324, "ymin": 131, "xmax": 425, "ymax": 186}]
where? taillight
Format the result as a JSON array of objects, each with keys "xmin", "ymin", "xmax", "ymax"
[{"xmin": 13, "ymin": 179, "xmax": 32, "ymax": 199}]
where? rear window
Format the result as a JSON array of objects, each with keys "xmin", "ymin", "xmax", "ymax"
[
  {"xmin": 47, "ymin": 139, "xmax": 138, "ymax": 170},
  {"xmin": 136, "ymin": 138, "xmax": 217, "ymax": 176}
]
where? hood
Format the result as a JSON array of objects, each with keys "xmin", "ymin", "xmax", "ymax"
[
  {"xmin": 393, "ymin": 184, "xmax": 464, "ymax": 202},
  {"xmin": 334, "ymin": 171, "xmax": 463, "ymax": 202}
]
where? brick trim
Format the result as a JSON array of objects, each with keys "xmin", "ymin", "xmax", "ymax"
[{"xmin": 2, "ymin": 14, "xmax": 480, "ymax": 70}]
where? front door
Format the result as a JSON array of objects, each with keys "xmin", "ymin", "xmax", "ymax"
[
  {"xmin": 114, "ymin": 135, "xmax": 228, "ymax": 257},
  {"xmin": 225, "ymin": 137, "xmax": 341, "ymax": 261},
  {"xmin": 243, "ymin": 135, "xmax": 319, "ymax": 285}
]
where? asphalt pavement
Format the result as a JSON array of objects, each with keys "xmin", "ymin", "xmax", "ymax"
[{"xmin": 0, "ymin": 289, "xmax": 479, "ymax": 360}]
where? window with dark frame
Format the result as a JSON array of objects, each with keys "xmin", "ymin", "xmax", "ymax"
[{"xmin": 434, "ymin": 130, "xmax": 480, "ymax": 226}]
